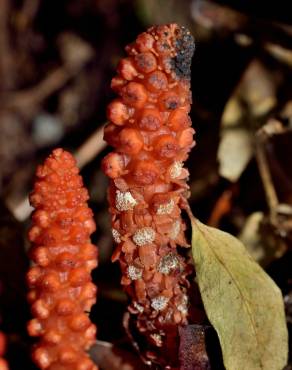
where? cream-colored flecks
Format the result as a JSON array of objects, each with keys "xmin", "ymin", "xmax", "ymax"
[
  {"xmin": 158, "ymin": 253, "xmax": 179, "ymax": 274},
  {"xmin": 128, "ymin": 265, "xmax": 143, "ymax": 280},
  {"xmin": 169, "ymin": 161, "xmax": 183, "ymax": 179},
  {"xmin": 115, "ymin": 190, "xmax": 137, "ymax": 211},
  {"xmin": 112, "ymin": 228, "xmax": 121, "ymax": 243},
  {"xmin": 156, "ymin": 199, "xmax": 175, "ymax": 215},
  {"xmin": 133, "ymin": 227, "xmax": 155, "ymax": 246},
  {"xmin": 151, "ymin": 296, "xmax": 169, "ymax": 311}
]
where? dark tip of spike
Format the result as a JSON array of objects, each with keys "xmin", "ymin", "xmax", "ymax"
[{"xmin": 171, "ymin": 26, "xmax": 195, "ymax": 80}]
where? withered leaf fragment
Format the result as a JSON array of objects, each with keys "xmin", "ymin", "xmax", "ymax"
[{"xmin": 190, "ymin": 215, "xmax": 288, "ymax": 370}]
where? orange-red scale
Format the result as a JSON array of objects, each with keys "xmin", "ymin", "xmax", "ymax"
[
  {"xmin": 0, "ymin": 332, "xmax": 8, "ymax": 370},
  {"xmin": 102, "ymin": 24, "xmax": 196, "ymax": 367},
  {"xmin": 27, "ymin": 149, "xmax": 98, "ymax": 370}
]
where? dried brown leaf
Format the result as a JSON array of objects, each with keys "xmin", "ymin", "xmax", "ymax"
[{"xmin": 190, "ymin": 215, "xmax": 288, "ymax": 370}]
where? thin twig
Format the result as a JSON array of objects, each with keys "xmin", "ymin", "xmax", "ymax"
[
  {"xmin": 5, "ymin": 36, "xmax": 94, "ymax": 115},
  {"xmin": 0, "ymin": 0, "xmax": 15, "ymax": 91},
  {"xmin": 75, "ymin": 125, "xmax": 107, "ymax": 168},
  {"xmin": 6, "ymin": 67, "xmax": 70, "ymax": 113},
  {"xmin": 255, "ymin": 137, "xmax": 279, "ymax": 222},
  {"xmin": 255, "ymin": 119, "xmax": 287, "ymax": 220},
  {"xmin": 19, "ymin": 0, "xmax": 40, "ymax": 28},
  {"xmin": 191, "ymin": 0, "xmax": 292, "ymax": 49}
]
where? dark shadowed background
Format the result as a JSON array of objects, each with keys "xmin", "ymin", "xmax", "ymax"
[{"xmin": 0, "ymin": 0, "xmax": 292, "ymax": 369}]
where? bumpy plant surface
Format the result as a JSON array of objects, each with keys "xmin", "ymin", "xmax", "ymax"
[
  {"xmin": 27, "ymin": 149, "xmax": 98, "ymax": 370},
  {"xmin": 102, "ymin": 23, "xmax": 196, "ymax": 366}
]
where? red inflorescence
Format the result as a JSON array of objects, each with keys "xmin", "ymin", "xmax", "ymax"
[
  {"xmin": 102, "ymin": 24, "xmax": 196, "ymax": 366},
  {"xmin": 0, "ymin": 331, "xmax": 9, "ymax": 370},
  {"xmin": 27, "ymin": 149, "xmax": 98, "ymax": 370}
]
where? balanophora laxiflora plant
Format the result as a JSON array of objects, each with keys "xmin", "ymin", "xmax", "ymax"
[
  {"xmin": 27, "ymin": 149, "xmax": 98, "ymax": 370},
  {"xmin": 102, "ymin": 23, "xmax": 196, "ymax": 367},
  {"xmin": 0, "ymin": 331, "xmax": 8, "ymax": 370}
]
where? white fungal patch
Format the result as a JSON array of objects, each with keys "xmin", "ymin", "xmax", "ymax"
[
  {"xmin": 170, "ymin": 220, "xmax": 180, "ymax": 240},
  {"xmin": 132, "ymin": 227, "xmax": 155, "ymax": 246},
  {"xmin": 115, "ymin": 190, "xmax": 137, "ymax": 211},
  {"xmin": 112, "ymin": 228, "xmax": 121, "ymax": 243},
  {"xmin": 151, "ymin": 296, "xmax": 169, "ymax": 311},
  {"xmin": 133, "ymin": 302, "xmax": 144, "ymax": 313},
  {"xmin": 150, "ymin": 333, "xmax": 163, "ymax": 346},
  {"xmin": 127, "ymin": 265, "xmax": 143, "ymax": 280},
  {"xmin": 158, "ymin": 253, "xmax": 179, "ymax": 274},
  {"xmin": 156, "ymin": 199, "xmax": 175, "ymax": 215},
  {"xmin": 169, "ymin": 161, "xmax": 183, "ymax": 179},
  {"xmin": 177, "ymin": 295, "xmax": 188, "ymax": 315}
]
